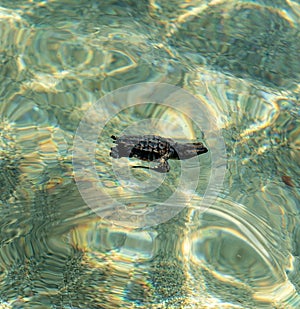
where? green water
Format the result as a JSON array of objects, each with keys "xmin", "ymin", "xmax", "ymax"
[{"xmin": 0, "ymin": 1, "xmax": 299, "ymax": 308}]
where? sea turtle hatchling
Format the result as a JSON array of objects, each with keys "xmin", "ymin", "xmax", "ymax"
[{"xmin": 110, "ymin": 135, "xmax": 208, "ymax": 173}]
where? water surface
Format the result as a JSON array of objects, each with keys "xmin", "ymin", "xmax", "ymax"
[{"xmin": 0, "ymin": 1, "xmax": 299, "ymax": 308}]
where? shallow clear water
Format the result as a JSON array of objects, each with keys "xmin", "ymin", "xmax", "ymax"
[{"xmin": 0, "ymin": 1, "xmax": 299, "ymax": 308}]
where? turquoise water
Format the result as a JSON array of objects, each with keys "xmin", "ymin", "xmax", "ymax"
[{"xmin": 0, "ymin": 1, "xmax": 299, "ymax": 308}]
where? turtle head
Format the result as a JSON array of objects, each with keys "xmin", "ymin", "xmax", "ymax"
[{"xmin": 170, "ymin": 142, "xmax": 208, "ymax": 160}]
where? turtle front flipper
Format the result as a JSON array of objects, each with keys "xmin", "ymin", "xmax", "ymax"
[
  {"xmin": 153, "ymin": 160, "xmax": 170, "ymax": 173},
  {"xmin": 132, "ymin": 160, "xmax": 170, "ymax": 173}
]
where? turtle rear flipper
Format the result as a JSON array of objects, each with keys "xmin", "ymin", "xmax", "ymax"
[{"xmin": 110, "ymin": 147, "xmax": 119, "ymax": 158}]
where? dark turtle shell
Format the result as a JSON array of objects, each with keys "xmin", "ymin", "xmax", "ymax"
[{"xmin": 110, "ymin": 135, "xmax": 172, "ymax": 162}]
